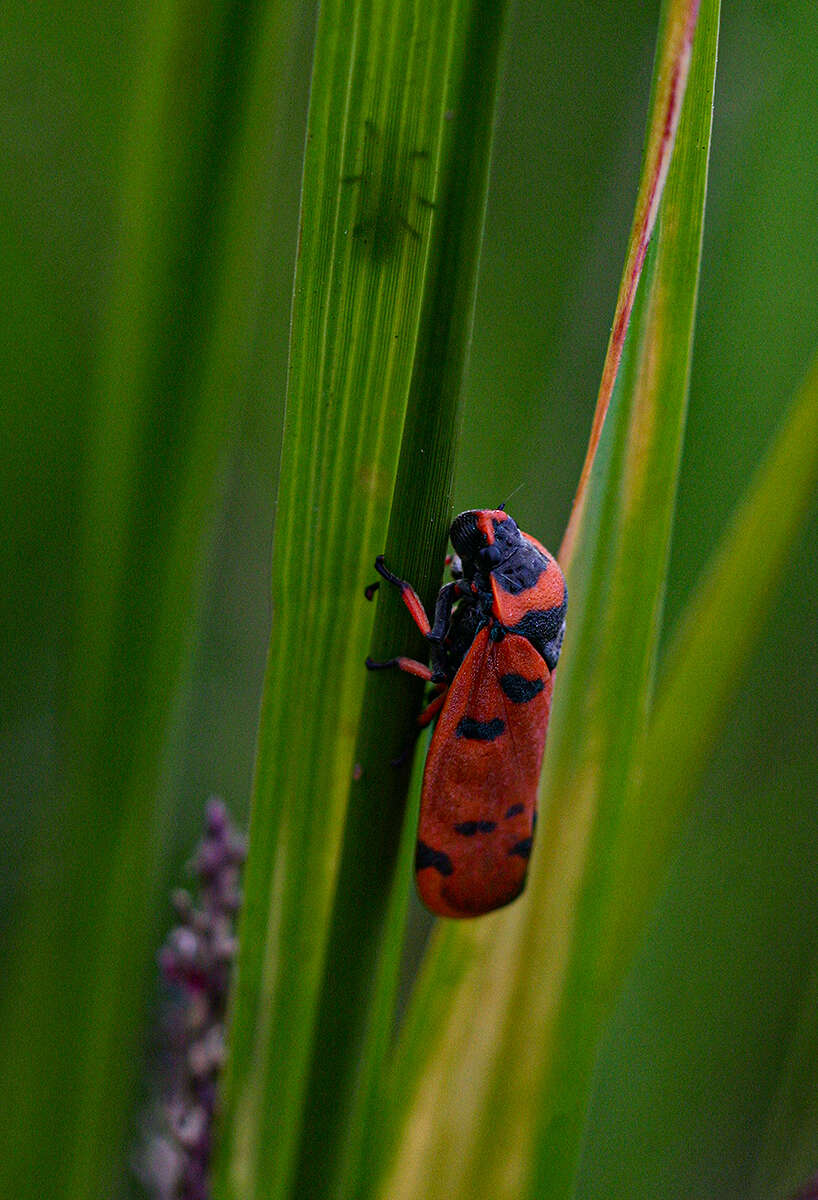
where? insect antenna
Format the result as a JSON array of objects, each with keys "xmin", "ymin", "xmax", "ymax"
[{"xmin": 497, "ymin": 480, "xmax": 526, "ymax": 511}]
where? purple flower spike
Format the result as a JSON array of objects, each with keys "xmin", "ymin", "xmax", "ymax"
[{"xmin": 135, "ymin": 797, "xmax": 246, "ymax": 1199}]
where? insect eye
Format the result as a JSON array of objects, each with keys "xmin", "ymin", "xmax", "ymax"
[
  {"xmin": 479, "ymin": 543, "xmax": 502, "ymax": 568},
  {"xmin": 450, "ymin": 511, "xmax": 481, "ymax": 559}
]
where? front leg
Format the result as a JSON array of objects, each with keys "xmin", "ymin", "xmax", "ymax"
[
  {"xmin": 426, "ymin": 580, "xmax": 463, "ymax": 681},
  {"xmin": 365, "ymin": 655, "xmax": 432, "ymax": 681},
  {"xmin": 365, "ymin": 555, "xmax": 432, "ymax": 637},
  {"xmin": 427, "ymin": 581, "xmax": 461, "ymax": 642},
  {"xmin": 365, "ymin": 556, "xmax": 457, "ymax": 684}
]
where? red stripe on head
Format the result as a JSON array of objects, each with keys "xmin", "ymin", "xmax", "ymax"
[{"xmin": 477, "ymin": 511, "xmax": 496, "ymax": 544}]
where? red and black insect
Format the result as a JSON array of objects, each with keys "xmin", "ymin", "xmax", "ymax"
[{"xmin": 366, "ymin": 508, "xmax": 566, "ymax": 918}]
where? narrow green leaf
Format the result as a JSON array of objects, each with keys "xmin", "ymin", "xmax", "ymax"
[
  {"xmin": 371, "ymin": 4, "xmax": 719, "ymax": 1199},
  {"xmin": 560, "ymin": 0, "xmax": 703, "ymax": 568},
  {"xmin": 524, "ymin": 5, "xmax": 720, "ymax": 1192},
  {"xmin": 214, "ymin": 3, "xmax": 509, "ymax": 1198},
  {"xmin": 0, "ymin": 3, "xmax": 303, "ymax": 1196},
  {"xmin": 291, "ymin": 7, "xmax": 508, "ymax": 1196},
  {"xmin": 369, "ymin": 917, "xmax": 478, "ymax": 1195},
  {"xmin": 575, "ymin": 754, "xmax": 818, "ymax": 1198},
  {"xmin": 609, "ymin": 349, "xmax": 818, "ymax": 961}
]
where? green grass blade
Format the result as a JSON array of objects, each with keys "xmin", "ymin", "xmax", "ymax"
[
  {"xmin": 520, "ymin": 5, "xmax": 720, "ymax": 1192},
  {"xmin": 372, "ymin": 4, "xmax": 719, "ymax": 1198},
  {"xmin": 213, "ymin": 4, "xmax": 509, "ymax": 1198},
  {"xmin": 0, "ymin": 3, "xmax": 302, "ymax": 1196},
  {"xmin": 575, "ymin": 754, "xmax": 818, "ymax": 1198},
  {"xmin": 608, "ymin": 350, "xmax": 818, "ymax": 961},
  {"xmin": 364, "ymin": 918, "xmax": 478, "ymax": 1197},
  {"xmin": 291, "ymin": 7, "xmax": 508, "ymax": 1196},
  {"xmin": 560, "ymin": 0, "xmax": 703, "ymax": 568},
  {"xmin": 569, "ymin": 353, "xmax": 818, "ymax": 1200}
]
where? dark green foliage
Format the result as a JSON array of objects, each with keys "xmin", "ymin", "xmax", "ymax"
[{"xmin": 1, "ymin": 2, "xmax": 818, "ymax": 1199}]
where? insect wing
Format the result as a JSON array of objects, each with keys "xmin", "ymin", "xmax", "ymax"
[{"xmin": 416, "ymin": 628, "xmax": 552, "ymax": 918}]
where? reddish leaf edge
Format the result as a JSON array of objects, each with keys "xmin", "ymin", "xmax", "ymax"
[{"xmin": 559, "ymin": 0, "xmax": 702, "ymax": 568}]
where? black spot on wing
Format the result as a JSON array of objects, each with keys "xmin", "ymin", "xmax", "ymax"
[
  {"xmin": 454, "ymin": 820, "xmax": 497, "ymax": 836},
  {"xmin": 509, "ymin": 837, "xmax": 533, "ymax": 860},
  {"xmin": 416, "ymin": 840, "xmax": 453, "ymax": 876},
  {"xmin": 505, "ymin": 803, "xmax": 524, "ymax": 818},
  {"xmin": 500, "ymin": 673, "xmax": 544, "ymax": 703},
  {"xmin": 455, "ymin": 716, "xmax": 505, "ymax": 741}
]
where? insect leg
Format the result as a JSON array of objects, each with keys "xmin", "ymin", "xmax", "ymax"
[
  {"xmin": 416, "ymin": 687, "xmax": 446, "ymax": 727},
  {"xmin": 365, "ymin": 655, "xmax": 433, "ymax": 681},
  {"xmin": 369, "ymin": 555, "xmax": 432, "ymax": 636},
  {"xmin": 427, "ymin": 581, "xmax": 461, "ymax": 643}
]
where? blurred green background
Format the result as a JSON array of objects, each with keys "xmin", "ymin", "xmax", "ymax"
[{"xmin": 2, "ymin": 0, "xmax": 817, "ymax": 1196}]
